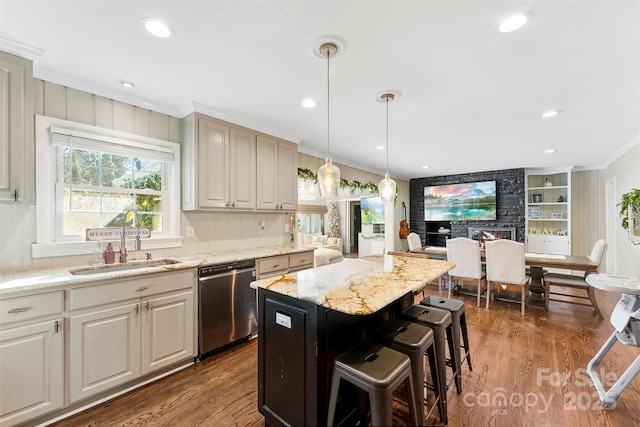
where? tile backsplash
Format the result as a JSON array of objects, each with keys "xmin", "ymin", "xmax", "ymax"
[{"xmin": 0, "ymin": 205, "xmax": 290, "ymax": 274}]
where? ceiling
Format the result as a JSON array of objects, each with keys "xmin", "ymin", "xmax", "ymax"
[{"xmin": 1, "ymin": 1, "xmax": 639, "ymax": 180}]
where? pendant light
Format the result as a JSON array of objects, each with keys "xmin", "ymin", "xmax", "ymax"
[
  {"xmin": 317, "ymin": 42, "xmax": 340, "ymax": 198},
  {"xmin": 378, "ymin": 93, "xmax": 397, "ymax": 202}
]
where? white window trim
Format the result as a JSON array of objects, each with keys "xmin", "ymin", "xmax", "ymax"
[{"xmin": 32, "ymin": 115, "xmax": 182, "ymax": 258}]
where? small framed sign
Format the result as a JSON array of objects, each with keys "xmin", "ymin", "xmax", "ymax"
[
  {"xmin": 85, "ymin": 227, "xmax": 151, "ymax": 241},
  {"xmin": 551, "ymin": 213, "xmax": 563, "ymax": 219},
  {"xmin": 531, "ymin": 194, "xmax": 543, "ymax": 203}
]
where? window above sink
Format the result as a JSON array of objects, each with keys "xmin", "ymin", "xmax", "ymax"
[{"xmin": 32, "ymin": 116, "xmax": 183, "ymax": 258}]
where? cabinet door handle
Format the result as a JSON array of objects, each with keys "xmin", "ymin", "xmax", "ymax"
[
  {"xmin": 54, "ymin": 320, "xmax": 60, "ymax": 333},
  {"xmin": 225, "ymin": 201, "xmax": 230, "ymax": 207},
  {"xmin": 8, "ymin": 307, "xmax": 31, "ymax": 314},
  {"xmin": 272, "ymin": 264, "xmax": 280, "ymax": 268},
  {"xmin": 231, "ymin": 201, "xmax": 235, "ymax": 207},
  {"xmin": 145, "ymin": 301, "xmax": 150, "ymax": 311},
  {"xmin": 135, "ymin": 303, "xmax": 140, "ymax": 314},
  {"xmin": 136, "ymin": 286, "xmax": 149, "ymax": 292},
  {"xmin": 13, "ymin": 189, "xmax": 18, "ymax": 202}
]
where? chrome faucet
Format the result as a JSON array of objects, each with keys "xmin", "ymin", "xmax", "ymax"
[{"xmin": 119, "ymin": 209, "xmax": 141, "ymax": 263}]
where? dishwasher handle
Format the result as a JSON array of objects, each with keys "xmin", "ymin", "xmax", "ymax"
[{"xmin": 198, "ymin": 267, "xmax": 256, "ymax": 281}]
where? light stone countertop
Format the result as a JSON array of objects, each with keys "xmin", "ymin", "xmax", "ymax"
[
  {"xmin": 0, "ymin": 245, "xmax": 313, "ymax": 296},
  {"xmin": 252, "ymin": 254, "xmax": 455, "ymax": 315}
]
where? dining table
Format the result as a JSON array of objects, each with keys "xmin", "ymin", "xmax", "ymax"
[{"xmin": 402, "ymin": 246, "xmax": 599, "ymax": 309}]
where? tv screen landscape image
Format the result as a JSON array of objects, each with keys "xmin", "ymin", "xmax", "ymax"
[
  {"xmin": 361, "ymin": 196, "xmax": 385, "ymax": 224},
  {"xmin": 424, "ymin": 181, "xmax": 497, "ymax": 221}
]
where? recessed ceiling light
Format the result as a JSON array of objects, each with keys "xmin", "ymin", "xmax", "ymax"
[
  {"xmin": 119, "ymin": 80, "xmax": 134, "ymax": 88},
  {"xmin": 541, "ymin": 110, "xmax": 561, "ymax": 118},
  {"xmin": 422, "ymin": 165, "xmax": 430, "ymax": 169},
  {"xmin": 302, "ymin": 99, "xmax": 316, "ymax": 108},
  {"xmin": 498, "ymin": 13, "xmax": 529, "ymax": 33},
  {"xmin": 544, "ymin": 149, "xmax": 556, "ymax": 154},
  {"xmin": 376, "ymin": 146, "xmax": 385, "ymax": 150},
  {"xmin": 141, "ymin": 18, "xmax": 174, "ymax": 38}
]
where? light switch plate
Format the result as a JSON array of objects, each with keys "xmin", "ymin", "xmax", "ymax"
[{"xmin": 186, "ymin": 226, "xmax": 194, "ymax": 237}]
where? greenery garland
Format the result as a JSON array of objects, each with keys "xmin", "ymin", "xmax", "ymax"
[{"xmin": 298, "ymin": 167, "xmax": 380, "ymax": 195}]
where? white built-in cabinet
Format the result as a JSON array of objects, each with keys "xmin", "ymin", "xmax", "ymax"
[
  {"xmin": 182, "ymin": 112, "xmax": 297, "ymax": 212},
  {"xmin": 0, "ymin": 52, "xmax": 34, "ymax": 203},
  {"xmin": 256, "ymin": 135, "xmax": 298, "ymax": 211},
  {"xmin": 525, "ymin": 169, "xmax": 572, "ymax": 254},
  {"xmin": 68, "ymin": 270, "xmax": 194, "ymax": 403},
  {"xmin": 0, "ymin": 292, "xmax": 64, "ymax": 427}
]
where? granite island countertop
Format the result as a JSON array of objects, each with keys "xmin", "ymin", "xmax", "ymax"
[
  {"xmin": 251, "ymin": 254, "xmax": 455, "ymax": 315},
  {"xmin": 0, "ymin": 245, "xmax": 314, "ymax": 296}
]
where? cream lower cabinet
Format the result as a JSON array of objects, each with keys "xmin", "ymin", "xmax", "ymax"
[
  {"xmin": 141, "ymin": 290, "xmax": 194, "ymax": 375},
  {"xmin": 256, "ymin": 136, "xmax": 297, "ymax": 211},
  {"xmin": 68, "ymin": 271, "xmax": 195, "ymax": 403},
  {"xmin": 68, "ymin": 301, "xmax": 140, "ymax": 402},
  {"xmin": 0, "ymin": 292, "xmax": 64, "ymax": 426},
  {"xmin": 0, "ymin": 319, "xmax": 64, "ymax": 426}
]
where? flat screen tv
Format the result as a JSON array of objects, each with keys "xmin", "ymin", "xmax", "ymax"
[
  {"xmin": 361, "ymin": 196, "xmax": 385, "ymax": 224},
  {"xmin": 424, "ymin": 181, "xmax": 497, "ymax": 221}
]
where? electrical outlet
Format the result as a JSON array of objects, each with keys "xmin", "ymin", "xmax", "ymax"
[
  {"xmin": 284, "ymin": 223, "xmax": 290, "ymax": 233},
  {"xmin": 186, "ymin": 226, "xmax": 195, "ymax": 237},
  {"xmin": 258, "ymin": 221, "xmax": 266, "ymax": 234}
]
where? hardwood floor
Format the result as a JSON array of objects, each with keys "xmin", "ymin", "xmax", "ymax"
[{"xmin": 50, "ymin": 287, "xmax": 639, "ymax": 427}]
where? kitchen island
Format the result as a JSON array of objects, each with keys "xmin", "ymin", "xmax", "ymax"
[{"xmin": 252, "ymin": 254, "xmax": 454, "ymax": 426}]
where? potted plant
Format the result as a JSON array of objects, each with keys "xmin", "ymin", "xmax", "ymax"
[{"xmin": 619, "ymin": 188, "xmax": 640, "ymax": 233}]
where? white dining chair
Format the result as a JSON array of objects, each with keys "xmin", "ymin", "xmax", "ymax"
[
  {"xmin": 543, "ymin": 239, "xmax": 607, "ymax": 318},
  {"xmin": 485, "ymin": 240, "xmax": 531, "ymax": 315},
  {"xmin": 407, "ymin": 232, "xmax": 422, "ymax": 252},
  {"xmin": 446, "ymin": 237, "xmax": 486, "ymax": 306}
]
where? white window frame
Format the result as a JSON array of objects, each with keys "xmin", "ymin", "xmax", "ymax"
[{"xmin": 33, "ymin": 115, "xmax": 182, "ymax": 258}]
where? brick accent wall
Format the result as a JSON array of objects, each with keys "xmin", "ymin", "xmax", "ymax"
[{"xmin": 409, "ymin": 168, "xmax": 526, "ymax": 244}]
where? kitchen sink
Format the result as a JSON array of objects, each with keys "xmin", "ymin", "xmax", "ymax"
[{"xmin": 69, "ymin": 259, "xmax": 180, "ymax": 275}]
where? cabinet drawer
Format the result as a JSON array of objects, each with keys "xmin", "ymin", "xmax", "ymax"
[
  {"xmin": 69, "ymin": 270, "xmax": 195, "ymax": 311},
  {"xmin": 289, "ymin": 252, "xmax": 313, "ymax": 271},
  {"xmin": 0, "ymin": 291, "xmax": 64, "ymax": 324},
  {"xmin": 257, "ymin": 255, "xmax": 289, "ymax": 278}
]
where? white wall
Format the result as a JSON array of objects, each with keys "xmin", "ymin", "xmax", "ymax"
[{"xmin": 571, "ymin": 140, "xmax": 640, "ymax": 277}]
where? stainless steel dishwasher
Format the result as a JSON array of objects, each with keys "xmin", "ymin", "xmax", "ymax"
[{"xmin": 198, "ymin": 259, "xmax": 256, "ymax": 357}]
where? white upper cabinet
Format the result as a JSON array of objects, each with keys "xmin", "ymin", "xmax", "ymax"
[
  {"xmin": 0, "ymin": 52, "xmax": 34, "ymax": 203},
  {"xmin": 256, "ymin": 135, "xmax": 298, "ymax": 211},
  {"xmin": 182, "ymin": 113, "xmax": 256, "ymax": 210}
]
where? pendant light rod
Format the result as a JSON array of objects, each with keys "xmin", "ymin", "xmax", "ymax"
[
  {"xmin": 321, "ymin": 42, "xmax": 337, "ymax": 157},
  {"xmin": 380, "ymin": 93, "xmax": 395, "ymax": 172}
]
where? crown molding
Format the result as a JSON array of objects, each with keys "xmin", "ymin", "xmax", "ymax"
[
  {"xmin": 0, "ymin": 37, "xmax": 43, "ymax": 60},
  {"xmin": 190, "ymin": 102, "xmax": 302, "ymax": 144}
]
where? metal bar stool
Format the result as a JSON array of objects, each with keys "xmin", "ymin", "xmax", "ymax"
[
  {"xmin": 421, "ymin": 296, "xmax": 472, "ymax": 390},
  {"xmin": 401, "ymin": 304, "xmax": 459, "ymax": 411},
  {"xmin": 327, "ymin": 341, "xmax": 420, "ymax": 427},
  {"xmin": 376, "ymin": 318, "xmax": 446, "ymax": 425}
]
